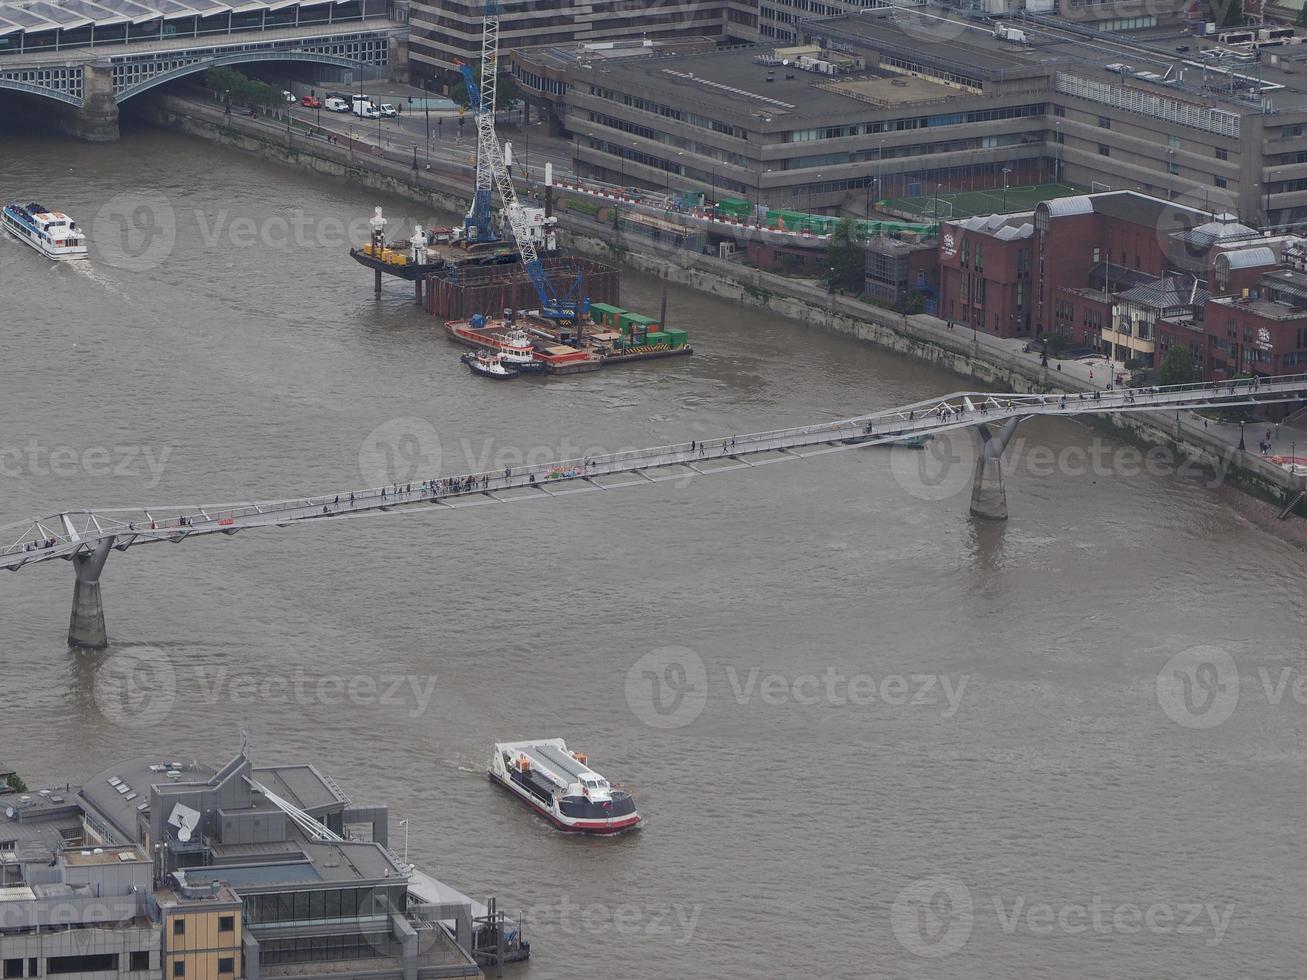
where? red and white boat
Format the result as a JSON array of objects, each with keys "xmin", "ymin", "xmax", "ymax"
[{"xmin": 488, "ymin": 738, "xmax": 641, "ymax": 834}]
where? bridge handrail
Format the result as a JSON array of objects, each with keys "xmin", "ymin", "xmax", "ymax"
[{"xmin": 4, "ymin": 373, "xmax": 1306, "ymax": 559}]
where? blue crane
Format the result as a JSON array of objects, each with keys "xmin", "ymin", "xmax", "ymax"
[{"xmin": 456, "ymin": 8, "xmax": 585, "ymax": 321}]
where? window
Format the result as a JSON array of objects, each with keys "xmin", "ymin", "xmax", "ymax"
[
  {"xmin": 49, "ymin": 956, "xmax": 119, "ymax": 975},
  {"xmin": 1168, "ymin": 160, "xmax": 1180, "ymax": 175},
  {"xmin": 131, "ymin": 952, "xmax": 150, "ymax": 972},
  {"xmin": 1216, "ymin": 147, "xmax": 1228, "ymax": 160},
  {"xmin": 218, "ymin": 959, "xmax": 234, "ymax": 975},
  {"xmin": 1168, "ymin": 136, "xmax": 1180, "ymax": 148},
  {"xmin": 219, "ymin": 914, "xmax": 235, "ymax": 933},
  {"xmin": 1098, "ymin": 115, "xmax": 1111, "ymax": 129},
  {"xmin": 173, "ymin": 919, "xmax": 186, "ymax": 937},
  {"xmin": 1215, "ymin": 176, "xmax": 1227, "ymax": 188},
  {"xmin": 1054, "ymin": 104, "xmax": 1066, "ymax": 117},
  {"xmin": 1098, "ymin": 144, "xmax": 1111, "ymax": 157},
  {"xmin": 3, "ymin": 960, "xmax": 20, "ymax": 979},
  {"xmin": 173, "ymin": 963, "xmax": 185, "ymax": 978}
]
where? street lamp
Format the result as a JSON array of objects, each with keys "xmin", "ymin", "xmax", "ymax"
[
  {"xmin": 1001, "ymin": 167, "xmax": 1012, "ymax": 212},
  {"xmin": 1239, "ymin": 420, "xmax": 1246, "ymax": 451}
]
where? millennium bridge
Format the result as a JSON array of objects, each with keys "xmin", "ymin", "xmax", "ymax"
[{"xmin": 5, "ymin": 374, "xmax": 1305, "ymax": 648}]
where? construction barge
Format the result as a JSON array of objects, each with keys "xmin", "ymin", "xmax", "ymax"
[
  {"xmin": 350, "ymin": 206, "xmax": 544, "ymax": 302},
  {"xmin": 444, "ymin": 301, "xmax": 693, "ymax": 375}
]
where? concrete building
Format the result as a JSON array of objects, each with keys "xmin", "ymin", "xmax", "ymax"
[
  {"xmin": 863, "ymin": 234, "xmax": 938, "ymax": 308},
  {"xmin": 407, "ymin": 0, "xmax": 738, "ymax": 83},
  {"xmin": 512, "ymin": 9, "xmax": 1307, "ymax": 226},
  {"xmin": 0, "ymin": 743, "xmax": 491, "ymax": 980}
]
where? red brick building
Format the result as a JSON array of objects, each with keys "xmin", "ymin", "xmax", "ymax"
[
  {"xmin": 937, "ymin": 191, "xmax": 1267, "ymax": 342},
  {"xmin": 937, "ymin": 213, "xmax": 1035, "ymax": 336},
  {"xmin": 1157, "ymin": 261, "xmax": 1307, "ymax": 384}
]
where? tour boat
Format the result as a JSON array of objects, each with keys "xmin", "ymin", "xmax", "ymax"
[
  {"xmin": 488, "ymin": 739, "xmax": 641, "ymax": 833},
  {"xmin": 2, "ymin": 201, "xmax": 88, "ymax": 260},
  {"xmin": 498, "ymin": 328, "xmax": 546, "ymax": 373},
  {"xmin": 461, "ymin": 349, "xmax": 520, "ymax": 380}
]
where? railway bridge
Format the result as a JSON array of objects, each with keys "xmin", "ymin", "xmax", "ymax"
[
  {"xmin": 6, "ymin": 375, "xmax": 1305, "ymax": 648},
  {"xmin": 0, "ymin": 0, "xmax": 405, "ymax": 140}
]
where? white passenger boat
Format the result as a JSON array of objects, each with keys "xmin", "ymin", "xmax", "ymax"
[
  {"xmin": 2, "ymin": 201, "xmax": 88, "ymax": 260},
  {"xmin": 489, "ymin": 738, "xmax": 641, "ymax": 833}
]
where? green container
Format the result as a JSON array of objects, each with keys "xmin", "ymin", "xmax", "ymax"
[
  {"xmin": 645, "ymin": 331, "xmax": 669, "ymax": 343},
  {"xmin": 716, "ymin": 197, "xmax": 751, "ymax": 217},
  {"xmin": 664, "ymin": 329, "xmax": 688, "ymax": 347},
  {"xmin": 590, "ymin": 303, "xmax": 625, "ymax": 328}
]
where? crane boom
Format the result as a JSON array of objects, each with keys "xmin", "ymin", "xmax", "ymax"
[
  {"xmin": 459, "ymin": 0, "xmax": 583, "ymax": 320},
  {"xmin": 458, "ymin": 0, "xmax": 500, "ymax": 243}
]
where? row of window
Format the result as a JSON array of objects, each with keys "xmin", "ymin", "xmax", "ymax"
[
  {"xmin": 587, "ymin": 85, "xmax": 741, "ymax": 139},
  {"xmin": 242, "ymin": 885, "xmax": 408, "ymax": 925}
]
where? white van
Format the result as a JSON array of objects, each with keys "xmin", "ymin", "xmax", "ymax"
[
  {"xmin": 352, "ymin": 100, "xmax": 380, "ymax": 119},
  {"xmin": 324, "ymin": 97, "xmax": 350, "ymax": 113}
]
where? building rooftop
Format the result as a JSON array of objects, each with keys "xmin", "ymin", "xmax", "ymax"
[
  {"xmin": 952, "ymin": 211, "xmax": 1035, "ymax": 240},
  {"xmin": 250, "ymin": 765, "xmax": 349, "ymax": 813},
  {"xmin": 806, "ymin": 8, "xmax": 1307, "ymax": 114},
  {"xmin": 79, "ymin": 758, "xmax": 217, "ymax": 843},
  {"xmin": 1118, "ymin": 274, "xmax": 1210, "ymax": 309}
]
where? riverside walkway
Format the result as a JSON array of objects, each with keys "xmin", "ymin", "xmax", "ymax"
[{"xmin": 6, "ymin": 374, "xmax": 1306, "ymax": 647}]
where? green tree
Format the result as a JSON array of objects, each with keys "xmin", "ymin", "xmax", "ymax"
[
  {"xmin": 1157, "ymin": 345, "xmax": 1199, "ymax": 385},
  {"xmin": 1217, "ymin": 0, "xmax": 1243, "ymax": 27},
  {"xmin": 204, "ymin": 67, "xmax": 281, "ymax": 108},
  {"xmin": 826, "ymin": 218, "xmax": 866, "ymax": 292},
  {"xmin": 5, "ymin": 773, "xmax": 27, "ymax": 794},
  {"xmin": 450, "ymin": 64, "xmax": 522, "ymax": 109}
]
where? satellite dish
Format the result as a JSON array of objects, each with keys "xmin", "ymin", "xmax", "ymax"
[
  {"xmin": 178, "ymin": 825, "xmax": 192, "ymax": 843},
  {"xmin": 4, "ymin": 807, "xmax": 13, "ymax": 819},
  {"xmin": 782, "ymin": 59, "xmax": 790, "ymax": 66}
]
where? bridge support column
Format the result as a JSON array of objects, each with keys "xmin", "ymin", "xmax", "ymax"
[
  {"xmin": 68, "ymin": 536, "xmax": 115, "ymax": 649},
  {"xmin": 68, "ymin": 64, "xmax": 119, "ymax": 142},
  {"xmin": 969, "ymin": 418, "xmax": 1021, "ymax": 521}
]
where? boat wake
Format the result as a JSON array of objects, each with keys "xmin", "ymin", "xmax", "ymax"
[{"xmin": 66, "ymin": 259, "xmax": 137, "ymax": 305}]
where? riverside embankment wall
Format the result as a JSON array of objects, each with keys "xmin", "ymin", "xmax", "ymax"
[{"xmin": 135, "ymin": 93, "xmax": 1307, "ymax": 514}]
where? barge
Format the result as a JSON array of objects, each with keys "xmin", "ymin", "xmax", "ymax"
[
  {"xmin": 444, "ymin": 301, "xmax": 692, "ymax": 375},
  {"xmin": 489, "ymin": 738, "xmax": 641, "ymax": 834},
  {"xmin": 350, "ymin": 207, "xmax": 538, "ymax": 299}
]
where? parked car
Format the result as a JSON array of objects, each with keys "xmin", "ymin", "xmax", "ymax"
[
  {"xmin": 323, "ymin": 97, "xmax": 350, "ymax": 113},
  {"xmin": 378, "ymin": 103, "xmax": 397, "ymax": 118},
  {"xmin": 300, "ymin": 95, "xmax": 322, "ymax": 108},
  {"xmin": 281, "ymin": 90, "xmax": 297, "ymax": 104}
]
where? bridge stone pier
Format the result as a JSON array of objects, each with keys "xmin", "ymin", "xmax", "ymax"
[
  {"xmin": 69, "ymin": 536, "xmax": 115, "ymax": 649},
  {"xmin": 970, "ymin": 417, "xmax": 1023, "ymax": 521},
  {"xmin": 70, "ymin": 64, "xmax": 119, "ymax": 142}
]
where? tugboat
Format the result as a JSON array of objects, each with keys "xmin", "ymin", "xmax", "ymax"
[
  {"xmin": 2, "ymin": 201, "xmax": 88, "ymax": 260},
  {"xmin": 498, "ymin": 327, "xmax": 546, "ymax": 374},
  {"xmin": 488, "ymin": 738, "xmax": 641, "ymax": 834},
  {"xmin": 461, "ymin": 349, "xmax": 520, "ymax": 380}
]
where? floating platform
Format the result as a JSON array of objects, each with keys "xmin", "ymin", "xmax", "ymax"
[{"xmin": 444, "ymin": 315, "xmax": 692, "ymax": 375}]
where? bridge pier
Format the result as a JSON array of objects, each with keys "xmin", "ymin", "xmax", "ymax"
[
  {"xmin": 68, "ymin": 536, "xmax": 115, "ymax": 649},
  {"xmin": 969, "ymin": 417, "xmax": 1021, "ymax": 521},
  {"xmin": 62, "ymin": 64, "xmax": 119, "ymax": 142}
]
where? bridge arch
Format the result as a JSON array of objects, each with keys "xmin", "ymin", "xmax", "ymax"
[
  {"xmin": 0, "ymin": 73, "xmax": 84, "ymax": 108},
  {"xmin": 114, "ymin": 49, "xmax": 382, "ymax": 104}
]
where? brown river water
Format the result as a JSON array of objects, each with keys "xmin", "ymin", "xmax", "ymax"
[{"xmin": 2, "ymin": 123, "xmax": 1306, "ymax": 979}]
